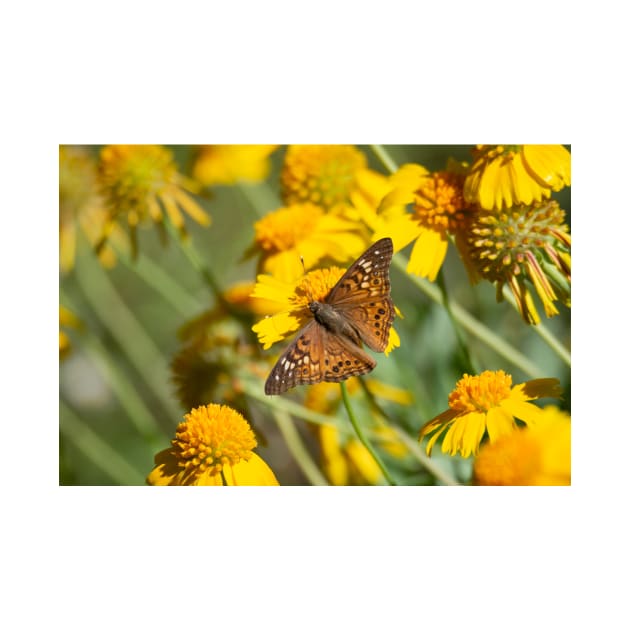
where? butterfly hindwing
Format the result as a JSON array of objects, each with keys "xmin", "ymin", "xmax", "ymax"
[{"xmin": 264, "ymin": 321, "xmax": 376, "ymax": 395}]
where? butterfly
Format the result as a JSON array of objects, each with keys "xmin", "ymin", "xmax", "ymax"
[{"xmin": 264, "ymin": 237, "xmax": 395, "ymax": 395}]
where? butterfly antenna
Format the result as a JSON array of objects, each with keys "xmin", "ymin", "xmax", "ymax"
[{"xmin": 299, "ymin": 254, "xmax": 315, "ymax": 304}]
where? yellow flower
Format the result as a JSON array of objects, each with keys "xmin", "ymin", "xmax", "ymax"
[
  {"xmin": 250, "ymin": 203, "xmax": 368, "ymax": 282},
  {"xmin": 464, "ymin": 145, "xmax": 571, "ymax": 211},
  {"xmin": 464, "ymin": 199, "xmax": 571, "ymax": 324},
  {"xmin": 59, "ymin": 305, "xmax": 81, "ymax": 360},
  {"xmin": 250, "ymin": 267, "xmax": 400, "ymax": 353},
  {"xmin": 147, "ymin": 404, "xmax": 279, "ymax": 485},
  {"xmin": 59, "ymin": 145, "xmax": 120, "ymax": 271},
  {"xmin": 97, "ymin": 145, "xmax": 211, "ymax": 258},
  {"xmin": 418, "ymin": 370, "xmax": 562, "ymax": 458},
  {"xmin": 280, "ymin": 144, "xmax": 393, "ymax": 231},
  {"xmin": 192, "ymin": 145, "xmax": 278, "ymax": 186},
  {"xmin": 473, "ymin": 405, "xmax": 571, "ymax": 485},
  {"xmin": 374, "ymin": 162, "xmax": 472, "ymax": 281}
]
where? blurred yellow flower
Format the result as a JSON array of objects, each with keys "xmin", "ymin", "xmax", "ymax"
[
  {"xmin": 192, "ymin": 145, "xmax": 278, "ymax": 186},
  {"xmin": 59, "ymin": 305, "xmax": 81, "ymax": 360},
  {"xmin": 59, "ymin": 145, "xmax": 120, "ymax": 271},
  {"xmin": 464, "ymin": 145, "xmax": 571, "ymax": 210},
  {"xmin": 97, "ymin": 145, "xmax": 211, "ymax": 258},
  {"xmin": 419, "ymin": 370, "xmax": 562, "ymax": 458},
  {"xmin": 280, "ymin": 144, "xmax": 393, "ymax": 232},
  {"xmin": 250, "ymin": 203, "xmax": 367, "ymax": 282},
  {"xmin": 473, "ymin": 405, "xmax": 571, "ymax": 485},
  {"xmin": 147, "ymin": 404, "xmax": 279, "ymax": 486},
  {"xmin": 250, "ymin": 267, "xmax": 400, "ymax": 353},
  {"xmin": 374, "ymin": 162, "xmax": 472, "ymax": 281},
  {"xmin": 464, "ymin": 199, "xmax": 571, "ymax": 324}
]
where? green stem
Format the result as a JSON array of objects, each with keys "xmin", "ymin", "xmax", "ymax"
[
  {"xmin": 242, "ymin": 378, "xmax": 456, "ymax": 484},
  {"xmin": 340, "ymin": 382, "xmax": 397, "ymax": 486},
  {"xmin": 59, "ymin": 295, "xmax": 168, "ymax": 441},
  {"xmin": 392, "ymin": 255, "xmax": 544, "ymax": 378},
  {"xmin": 165, "ymin": 221, "xmax": 250, "ymax": 326},
  {"xmin": 72, "ymin": 236, "xmax": 183, "ymax": 423},
  {"xmin": 60, "ymin": 399, "xmax": 148, "ymax": 485},
  {"xmin": 370, "ymin": 144, "xmax": 400, "ymax": 174},
  {"xmin": 272, "ymin": 410, "xmax": 329, "ymax": 485},
  {"xmin": 502, "ymin": 287, "xmax": 571, "ymax": 367},
  {"xmin": 356, "ymin": 380, "xmax": 458, "ymax": 485},
  {"xmin": 112, "ymin": 243, "xmax": 204, "ymax": 317},
  {"xmin": 436, "ymin": 269, "xmax": 477, "ymax": 374}
]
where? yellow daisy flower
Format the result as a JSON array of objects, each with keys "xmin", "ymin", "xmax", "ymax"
[
  {"xmin": 418, "ymin": 370, "xmax": 562, "ymax": 458},
  {"xmin": 147, "ymin": 404, "xmax": 279, "ymax": 486},
  {"xmin": 59, "ymin": 305, "xmax": 81, "ymax": 360},
  {"xmin": 464, "ymin": 199, "xmax": 571, "ymax": 324},
  {"xmin": 192, "ymin": 145, "xmax": 278, "ymax": 186},
  {"xmin": 250, "ymin": 203, "xmax": 368, "ymax": 282},
  {"xmin": 97, "ymin": 145, "xmax": 211, "ymax": 258},
  {"xmin": 59, "ymin": 145, "xmax": 120, "ymax": 271},
  {"xmin": 280, "ymin": 144, "xmax": 394, "ymax": 233},
  {"xmin": 250, "ymin": 267, "xmax": 400, "ymax": 353},
  {"xmin": 464, "ymin": 145, "xmax": 571, "ymax": 211},
  {"xmin": 473, "ymin": 405, "xmax": 570, "ymax": 485},
  {"xmin": 373, "ymin": 161, "xmax": 472, "ymax": 281}
]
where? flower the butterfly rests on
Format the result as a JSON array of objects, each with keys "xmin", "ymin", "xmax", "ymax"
[{"xmin": 263, "ymin": 238, "xmax": 395, "ymax": 395}]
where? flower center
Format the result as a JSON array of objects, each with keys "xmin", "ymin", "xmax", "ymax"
[
  {"xmin": 413, "ymin": 170, "xmax": 468, "ymax": 230},
  {"xmin": 171, "ymin": 404, "xmax": 257, "ymax": 477},
  {"xmin": 254, "ymin": 204, "xmax": 323, "ymax": 252},
  {"xmin": 281, "ymin": 145, "xmax": 367, "ymax": 209},
  {"xmin": 448, "ymin": 370, "xmax": 513, "ymax": 413},
  {"xmin": 466, "ymin": 200, "xmax": 570, "ymax": 283},
  {"xmin": 292, "ymin": 267, "xmax": 345, "ymax": 309},
  {"xmin": 99, "ymin": 145, "xmax": 177, "ymax": 219}
]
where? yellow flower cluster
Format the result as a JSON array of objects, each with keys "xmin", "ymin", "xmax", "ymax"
[{"xmin": 59, "ymin": 144, "xmax": 570, "ymax": 487}]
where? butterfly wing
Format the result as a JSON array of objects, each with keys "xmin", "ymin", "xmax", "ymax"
[
  {"xmin": 264, "ymin": 320, "xmax": 376, "ymax": 395},
  {"xmin": 325, "ymin": 237, "xmax": 395, "ymax": 352}
]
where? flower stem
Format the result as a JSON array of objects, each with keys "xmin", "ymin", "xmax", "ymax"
[
  {"xmin": 436, "ymin": 269, "xmax": 478, "ymax": 374},
  {"xmin": 72, "ymin": 235, "xmax": 184, "ymax": 424},
  {"xmin": 60, "ymin": 399, "xmax": 148, "ymax": 484},
  {"xmin": 112, "ymin": 243, "xmax": 204, "ymax": 317},
  {"xmin": 242, "ymin": 378, "xmax": 456, "ymax": 485},
  {"xmin": 392, "ymin": 254, "xmax": 544, "ymax": 378},
  {"xmin": 340, "ymin": 382, "xmax": 397, "ymax": 485},
  {"xmin": 272, "ymin": 409, "xmax": 329, "ymax": 485},
  {"xmin": 502, "ymin": 287, "xmax": 571, "ymax": 366}
]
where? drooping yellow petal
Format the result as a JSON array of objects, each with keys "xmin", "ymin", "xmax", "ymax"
[
  {"xmin": 406, "ymin": 227, "xmax": 448, "ymax": 281},
  {"xmin": 223, "ymin": 453, "xmax": 280, "ymax": 485},
  {"xmin": 485, "ymin": 406, "xmax": 516, "ymax": 443}
]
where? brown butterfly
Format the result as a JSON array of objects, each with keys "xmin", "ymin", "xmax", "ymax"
[{"xmin": 264, "ymin": 237, "xmax": 395, "ymax": 395}]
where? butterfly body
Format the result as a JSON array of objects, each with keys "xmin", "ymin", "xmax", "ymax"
[
  {"xmin": 264, "ymin": 238, "xmax": 395, "ymax": 395},
  {"xmin": 309, "ymin": 300, "xmax": 362, "ymax": 347}
]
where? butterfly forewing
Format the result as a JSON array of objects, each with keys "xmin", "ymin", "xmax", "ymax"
[
  {"xmin": 325, "ymin": 238, "xmax": 395, "ymax": 352},
  {"xmin": 264, "ymin": 237, "xmax": 395, "ymax": 395}
]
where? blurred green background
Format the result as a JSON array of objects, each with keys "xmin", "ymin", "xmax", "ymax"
[{"xmin": 59, "ymin": 145, "xmax": 571, "ymax": 485}]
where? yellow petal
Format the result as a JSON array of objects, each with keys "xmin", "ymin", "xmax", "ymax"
[
  {"xmin": 406, "ymin": 227, "xmax": 448, "ymax": 281},
  {"xmin": 223, "ymin": 453, "xmax": 279, "ymax": 485},
  {"xmin": 485, "ymin": 407, "xmax": 516, "ymax": 442}
]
